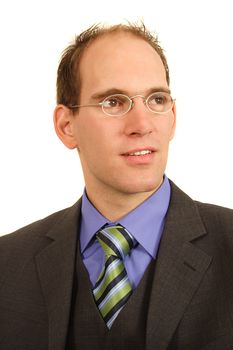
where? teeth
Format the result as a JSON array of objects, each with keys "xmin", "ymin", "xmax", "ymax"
[{"xmin": 129, "ymin": 150, "xmax": 152, "ymax": 156}]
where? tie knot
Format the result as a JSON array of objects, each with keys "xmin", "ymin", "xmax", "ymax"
[{"xmin": 96, "ymin": 224, "xmax": 135, "ymax": 260}]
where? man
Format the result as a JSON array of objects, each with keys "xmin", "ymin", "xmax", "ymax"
[{"xmin": 0, "ymin": 23, "xmax": 233, "ymax": 350}]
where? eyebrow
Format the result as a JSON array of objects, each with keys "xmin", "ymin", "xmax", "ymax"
[{"xmin": 91, "ymin": 87, "xmax": 171, "ymax": 101}]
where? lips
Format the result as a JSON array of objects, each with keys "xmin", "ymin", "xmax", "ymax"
[
  {"xmin": 122, "ymin": 148, "xmax": 155, "ymax": 156},
  {"xmin": 128, "ymin": 150, "xmax": 152, "ymax": 156},
  {"xmin": 121, "ymin": 148, "xmax": 155, "ymax": 165}
]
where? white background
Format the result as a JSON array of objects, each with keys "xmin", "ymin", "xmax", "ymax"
[{"xmin": 0, "ymin": 0, "xmax": 232, "ymax": 235}]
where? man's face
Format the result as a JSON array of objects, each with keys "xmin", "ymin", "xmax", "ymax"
[{"xmin": 71, "ymin": 32, "xmax": 176, "ymax": 199}]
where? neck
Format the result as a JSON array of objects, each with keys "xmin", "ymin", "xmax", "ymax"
[{"xmin": 85, "ymin": 181, "xmax": 163, "ymax": 222}]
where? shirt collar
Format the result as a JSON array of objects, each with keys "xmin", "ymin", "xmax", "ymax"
[{"xmin": 80, "ymin": 176, "xmax": 171, "ymax": 258}]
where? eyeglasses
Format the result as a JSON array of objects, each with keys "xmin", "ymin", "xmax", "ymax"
[{"xmin": 68, "ymin": 91, "xmax": 175, "ymax": 117}]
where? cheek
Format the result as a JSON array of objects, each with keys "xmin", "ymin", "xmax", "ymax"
[
  {"xmin": 75, "ymin": 117, "xmax": 116, "ymax": 155},
  {"xmin": 158, "ymin": 120, "xmax": 175, "ymax": 144},
  {"xmin": 162, "ymin": 114, "xmax": 176, "ymax": 139},
  {"xmin": 74, "ymin": 116, "xmax": 96, "ymax": 146}
]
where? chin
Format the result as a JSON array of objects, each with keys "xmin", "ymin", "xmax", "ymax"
[{"xmin": 122, "ymin": 179, "xmax": 162, "ymax": 195}]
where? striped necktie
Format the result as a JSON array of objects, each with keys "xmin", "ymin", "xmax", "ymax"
[{"xmin": 93, "ymin": 224, "xmax": 135, "ymax": 329}]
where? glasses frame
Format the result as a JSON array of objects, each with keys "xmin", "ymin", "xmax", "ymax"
[{"xmin": 68, "ymin": 92, "xmax": 175, "ymax": 117}]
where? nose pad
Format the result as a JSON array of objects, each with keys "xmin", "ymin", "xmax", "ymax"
[
  {"xmin": 130, "ymin": 100, "xmax": 135, "ymax": 111},
  {"xmin": 129, "ymin": 95, "xmax": 147, "ymax": 113}
]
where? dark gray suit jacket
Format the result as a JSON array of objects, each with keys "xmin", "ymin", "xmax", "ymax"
[{"xmin": 0, "ymin": 182, "xmax": 233, "ymax": 350}]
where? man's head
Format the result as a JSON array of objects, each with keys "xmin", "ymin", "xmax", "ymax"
[
  {"xmin": 56, "ymin": 22, "xmax": 170, "ymax": 107},
  {"xmin": 54, "ymin": 22, "xmax": 176, "ymax": 216}
]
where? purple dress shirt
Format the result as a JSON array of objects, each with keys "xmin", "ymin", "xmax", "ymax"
[{"xmin": 80, "ymin": 176, "xmax": 171, "ymax": 289}]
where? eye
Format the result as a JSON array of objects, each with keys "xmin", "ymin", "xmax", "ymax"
[
  {"xmin": 149, "ymin": 93, "xmax": 169, "ymax": 105},
  {"xmin": 103, "ymin": 98, "xmax": 120, "ymax": 108},
  {"xmin": 102, "ymin": 95, "xmax": 127, "ymax": 109}
]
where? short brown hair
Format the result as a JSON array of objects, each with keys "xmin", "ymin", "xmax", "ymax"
[{"xmin": 56, "ymin": 22, "xmax": 170, "ymax": 106}]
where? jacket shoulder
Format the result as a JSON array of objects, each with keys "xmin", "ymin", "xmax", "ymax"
[
  {"xmin": 0, "ymin": 200, "xmax": 81, "ymax": 264},
  {"xmin": 1, "ymin": 205, "xmax": 73, "ymax": 240},
  {"xmin": 169, "ymin": 180, "xmax": 233, "ymax": 240},
  {"xmin": 195, "ymin": 201, "xmax": 233, "ymax": 232}
]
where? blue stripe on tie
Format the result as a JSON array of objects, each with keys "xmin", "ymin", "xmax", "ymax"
[
  {"xmin": 93, "ymin": 259, "xmax": 121, "ymax": 296},
  {"xmin": 98, "ymin": 276, "xmax": 129, "ymax": 311},
  {"xmin": 107, "ymin": 305, "xmax": 124, "ymax": 328},
  {"xmin": 94, "ymin": 268, "xmax": 127, "ymax": 306},
  {"xmin": 104, "ymin": 291, "xmax": 132, "ymax": 327},
  {"xmin": 122, "ymin": 227, "xmax": 135, "ymax": 248}
]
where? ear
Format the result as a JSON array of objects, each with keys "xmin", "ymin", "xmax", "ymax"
[
  {"xmin": 53, "ymin": 104, "xmax": 78, "ymax": 149},
  {"xmin": 169, "ymin": 102, "xmax": 177, "ymax": 140}
]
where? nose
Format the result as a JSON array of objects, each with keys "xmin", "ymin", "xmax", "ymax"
[{"xmin": 124, "ymin": 96, "xmax": 154, "ymax": 137}]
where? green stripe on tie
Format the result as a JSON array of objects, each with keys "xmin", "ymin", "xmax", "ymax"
[
  {"xmin": 100, "ymin": 281, "xmax": 132, "ymax": 317},
  {"xmin": 94, "ymin": 261, "xmax": 124, "ymax": 300}
]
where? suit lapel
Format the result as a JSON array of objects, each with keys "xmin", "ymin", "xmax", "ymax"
[
  {"xmin": 35, "ymin": 200, "xmax": 82, "ymax": 350},
  {"xmin": 146, "ymin": 183, "xmax": 212, "ymax": 349}
]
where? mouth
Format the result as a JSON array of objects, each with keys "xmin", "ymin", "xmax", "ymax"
[
  {"xmin": 121, "ymin": 148, "xmax": 156, "ymax": 165},
  {"xmin": 127, "ymin": 150, "xmax": 152, "ymax": 156},
  {"xmin": 122, "ymin": 148, "xmax": 155, "ymax": 157}
]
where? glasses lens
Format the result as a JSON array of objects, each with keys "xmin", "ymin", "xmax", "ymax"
[
  {"xmin": 102, "ymin": 94, "xmax": 130, "ymax": 116},
  {"xmin": 147, "ymin": 92, "xmax": 173, "ymax": 113}
]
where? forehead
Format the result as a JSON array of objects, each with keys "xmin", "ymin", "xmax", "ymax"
[{"xmin": 79, "ymin": 32, "xmax": 168, "ymax": 98}]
